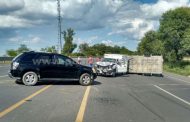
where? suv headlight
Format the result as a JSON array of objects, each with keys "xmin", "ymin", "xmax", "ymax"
[{"xmin": 13, "ymin": 62, "xmax": 19, "ymax": 70}]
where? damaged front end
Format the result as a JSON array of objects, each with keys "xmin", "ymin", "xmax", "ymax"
[{"xmin": 94, "ymin": 64, "xmax": 116, "ymax": 76}]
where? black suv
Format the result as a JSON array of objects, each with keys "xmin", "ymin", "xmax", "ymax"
[{"xmin": 9, "ymin": 51, "xmax": 97, "ymax": 86}]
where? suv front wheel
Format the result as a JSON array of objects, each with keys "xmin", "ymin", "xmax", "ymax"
[
  {"xmin": 79, "ymin": 73, "xmax": 93, "ymax": 86},
  {"xmin": 22, "ymin": 71, "xmax": 38, "ymax": 86}
]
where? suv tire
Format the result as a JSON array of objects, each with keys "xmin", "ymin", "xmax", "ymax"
[
  {"xmin": 22, "ymin": 71, "xmax": 38, "ymax": 86},
  {"xmin": 79, "ymin": 73, "xmax": 92, "ymax": 86}
]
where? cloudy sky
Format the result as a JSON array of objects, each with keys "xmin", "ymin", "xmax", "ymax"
[{"xmin": 0, "ymin": 0, "xmax": 190, "ymax": 56}]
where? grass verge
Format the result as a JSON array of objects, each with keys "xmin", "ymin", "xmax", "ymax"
[{"xmin": 164, "ymin": 61, "xmax": 190, "ymax": 76}]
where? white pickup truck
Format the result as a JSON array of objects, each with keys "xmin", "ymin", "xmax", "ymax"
[{"xmin": 94, "ymin": 54, "xmax": 128, "ymax": 77}]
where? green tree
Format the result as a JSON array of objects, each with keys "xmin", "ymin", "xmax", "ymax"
[
  {"xmin": 78, "ymin": 43, "xmax": 133, "ymax": 56},
  {"xmin": 40, "ymin": 46, "xmax": 57, "ymax": 53},
  {"xmin": 6, "ymin": 49, "xmax": 17, "ymax": 57},
  {"xmin": 6, "ymin": 44, "xmax": 30, "ymax": 56},
  {"xmin": 120, "ymin": 46, "xmax": 133, "ymax": 55},
  {"xmin": 17, "ymin": 44, "xmax": 30, "ymax": 54},
  {"xmin": 159, "ymin": 7, "xmax": 190, "ymax": 62},
  {"xmin": 137, "ymin": 30, "xmax": 163, "ymax": 55},
  {"xmin": 181, "ymin": 28, "xmax": 190, "ymax": 55},
  {"xmin": 92, "ymin": 44, "xmax": 107, "ymax": 56},
  {"xmin": 79, "ymin": 43, "xmax": 89, "ymax": 54},
  {"xmin": 62, "ymin": 28, "xmax": 77, "ymax": 55}
]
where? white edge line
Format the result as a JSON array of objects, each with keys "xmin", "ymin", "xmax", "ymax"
[
  {"xmin": 159, "ymin": 84, "xmax": 190, "ymax": 86},
  {"xmin": 154, "ymin": 85, "xmax": 190, "ymax": 106},
  {"xmin": 0, "ymin": 75, "xmax": 8, "ymax": 78},
  {"xmin": 166, "ymin": 75, "xmax": 190, "ymax": 84}
]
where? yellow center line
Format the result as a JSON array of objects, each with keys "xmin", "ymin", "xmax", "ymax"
[
  {"xmin": 0, "ymin": 85, "xmax": 52, "ymax": 118},
  {"xmin": 75, "ymin": 86, "xmax": 91, "ymax": 122}
]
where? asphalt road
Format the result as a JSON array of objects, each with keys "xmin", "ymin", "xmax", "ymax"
[{"xmin": 1, "ymin": 65, "xmax": 190, "ymax": 122}]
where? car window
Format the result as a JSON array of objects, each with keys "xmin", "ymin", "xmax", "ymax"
[
  {"xmin": 55, "ymin": 55, "xmax": 66, "ymax": 65},
  {"xmin": 102, "ymin": 58, "xmax": 116, "ymax": 63},
  {"xmin": 35, "ymin": 54, "xmax": 52, "ymax": 65},
  {"xmin": 56, "ymin": 55, "xmax": 76, "ymax": 66},
  {"xmin": 38, "ymin": 54, "xmax": 51, "ymax": 59},
  {"xmin": 21, "ymin": 53, "xmax": 37, "ymax": 62}
]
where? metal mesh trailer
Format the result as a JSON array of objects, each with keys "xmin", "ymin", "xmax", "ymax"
[{"xmin": 128, "ymin": 56, "xmax": 163, "ymax": 75}]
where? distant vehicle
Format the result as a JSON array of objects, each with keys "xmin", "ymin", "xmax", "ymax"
[
  {"xmin": 9, "ymin": 51, "xmax": 97, "ymax": 86},
  {"xmin": 94, "ymin": 54, "xmax": 128, "ymax": 77}
]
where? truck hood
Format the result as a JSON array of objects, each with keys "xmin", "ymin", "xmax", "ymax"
[{"xmin": 96, "ymin": 61, "xmax": 114, "ymax": 66}]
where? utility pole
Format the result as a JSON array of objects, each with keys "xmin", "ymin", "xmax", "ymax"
[{"xmin": 57, "ymin": 0, "xmax": 62, "ymax": 54}]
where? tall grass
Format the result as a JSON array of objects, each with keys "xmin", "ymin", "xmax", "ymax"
[{"xmin": 164, "ymin": 61, "xmax": 190, "ymax": 76}]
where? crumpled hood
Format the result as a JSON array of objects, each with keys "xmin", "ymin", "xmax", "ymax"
[{"xmin": 96, "ymin": 61, "xmax": 114, "ymax": 66}]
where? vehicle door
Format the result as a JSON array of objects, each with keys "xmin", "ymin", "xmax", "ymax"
[
  {"xmin": 116, "ymin": 58, "xmax": 128, "ymax": 73},
  {"xmin": 35, "ymin": 54, "xmax": 56, "ymax": 78},
  {"xmin": 54, "ymin": 55, "xmax": 79, "ymax": 79}
]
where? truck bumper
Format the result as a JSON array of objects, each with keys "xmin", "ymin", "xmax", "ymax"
[{"xmin": 96, "ymin": 69, "xmax": 115, "ymax": 76}]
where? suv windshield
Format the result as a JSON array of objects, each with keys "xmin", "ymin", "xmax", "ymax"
[
  {"xmin": 12, "ymin": 53, "xmax": 23, "ymax": 62},
  {"xmin": 102, "ymin": 58, "xmax": 116, "ymax": 63}
]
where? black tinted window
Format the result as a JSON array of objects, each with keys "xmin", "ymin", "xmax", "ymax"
[
  {"xmin": 37, "ymin": 55, "xmax": 51, "ymax": 60},
  {"xmin": 34, "ymin": 54, "xmax": 52, "ymax": 65},
  {"xmin": 22, "ymin": 54, "xmax": 37, "ymax": 62},
  {"xmin": 56, "ymin": 55, "xmax": 67, "ymax": 65},
  {"xmin": 56, "ymin": 55, "xmax": 75, "ymax": 66}
]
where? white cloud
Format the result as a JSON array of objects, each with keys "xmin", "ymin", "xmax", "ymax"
[
  {"xmin": 14, "ymin": 0, "xmax": 57, "ymax": 17},
  {"xmin": 108, "ymin": 0, "xmax": 190, "ymax": 41},
  {"xmin": 0, "ymin": 15, "xmax": 44, "ymax": 28},
  {"xmin": 1, "ymin": 0, "xmax": 190, "ymax": 45},
  {"xmin": 101, "ymin": 39, "xmax": 127, "ymax": 47},
  {"xmin": 9, "ymin": 35, "xmax": 42, "ymax": 44},
  {"xmin": 0, "ymin": 0, "xmax": 124, "ymax": 29},
  {"xmin": 28, "ymin": 36, "xmax": 42, "ymax": 44},
  {"xmin": 9, "ymin": 36, "xmax": 23, "ymax": 42},
  {"xmin": 74, "ymin": 36, "xmax": 98, "ymax": 45},
  {"xmin": 101, "ymin": 40, "xmax": 116, "ymax": 46},
  {"xmin": 0, "ymin": 0, "xmax": 25, "ymax": 14},
  {"xmin": 141, "ymin": 0, "xmax": 190, "ymax": 18},
  {"xmin": 0, "ymin": 0, "xmax": 57, "ymax": 29},
  {"xmin": 74, "ymin": 36, "xmax": 127, "ymax": 47}
]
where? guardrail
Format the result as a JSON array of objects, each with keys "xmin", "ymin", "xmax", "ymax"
[{"xmin": 0, "ymin": 57, "xmax": 14, "ymax": 64}]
